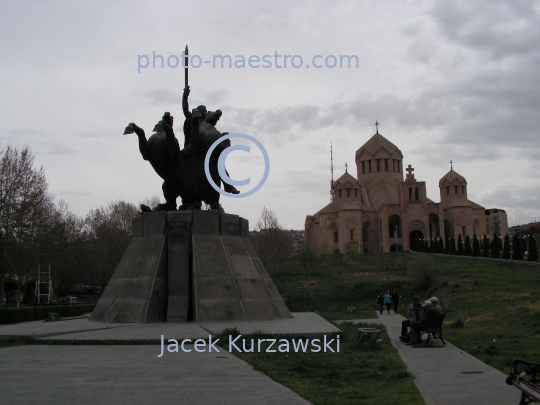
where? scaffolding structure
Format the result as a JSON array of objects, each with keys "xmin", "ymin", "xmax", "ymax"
[{"xmin": 36, "ymin": 264, "xmax": 55, "ymax": 304}]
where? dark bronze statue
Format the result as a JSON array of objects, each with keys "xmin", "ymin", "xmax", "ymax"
[
  {"xmin": 124, "ymin": 87, "xmax": 238, "ymax": 212},
  {"xmin": 182, "ymin": 86, "xmax": 239, "ymax": 196}
]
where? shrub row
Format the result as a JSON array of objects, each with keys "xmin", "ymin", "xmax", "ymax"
[{"xmin": 0, "ymin": 304, "xmax": 96, "ymax": 324}]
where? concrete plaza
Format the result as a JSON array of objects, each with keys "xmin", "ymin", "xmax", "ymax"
[{"xmin": 0, "ymin": 311, "xmax": 522, "ymax": 405}]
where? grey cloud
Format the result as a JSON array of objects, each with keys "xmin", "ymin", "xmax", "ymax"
[
  {"xmin": 473, "ymin": 183, "xmax": 540, "ymax": 225},
  {"xmin": 55, "ymin": 190, "xmax": 92, "ymax": 197},
  {"xmin": 429, "ymin": 1, "xmax": 540, "ymax": 58},
  {"xmin": 206, "ymin": 89, "xmax": 230, "ymax": 106},
  {"xmin": 135, "ymin": 89, "xmax": 182, "ymax": 106},
  {"xmin": 476, "ymin": 184, "xmax": 539, "ymax": 212}
]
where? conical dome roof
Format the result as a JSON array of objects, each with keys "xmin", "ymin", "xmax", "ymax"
[
  {"xmin": 355, "ymin": 132, "xmax": 402, "ymax": 160},
  {"xmin": 439, "ymin": 169, "xmax": 467, "ymax": 187},
  {"xmin": 334, "ymin": 171, "xmax": 360, "ymax": 189}
]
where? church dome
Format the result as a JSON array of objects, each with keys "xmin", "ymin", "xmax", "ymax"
[
  {"xmin": 438, "ymin": 169, "xmax": 467, "ymax": 187},
  {"xmin": 355, "ymin": 132, "xmax": 402, "ymax": 161},
  {"xmin": 355, "ymin": 131, "xmax": 404, "ymax": 186},
  {"xmin": 334, "ymin": 171, "xmax": 360, "ymax": 189}
]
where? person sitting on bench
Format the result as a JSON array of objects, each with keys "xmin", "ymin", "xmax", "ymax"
[
  {"xmin": 430, "ymin": 296, "xmax": 442, "ymax": 311},
  {"xmin": 408, "ymin": 300, "xmax": 442, "ymax": 345},
  {"xmin": 400, "ymin": 295, "xmax": 422, "ymax": 342}
]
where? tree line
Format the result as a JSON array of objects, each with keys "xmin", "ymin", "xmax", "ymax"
[
  {"xmin": 410, "ymin": 233, "xmax": 538, "ymax": 261},
  {"xmin": 0, "ymin": 145, "xmax": 144, "ymax": 305},
  {"xmin": 0, "ymin": 145, "xmax": 298, "ymax": 305}
]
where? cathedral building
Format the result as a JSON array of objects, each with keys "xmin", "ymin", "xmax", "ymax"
[{"xmin": 305, "ymin": 130, "xmax": 487, "ymax": 254}]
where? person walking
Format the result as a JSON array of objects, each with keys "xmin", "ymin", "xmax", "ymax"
[
  {"xmin": 377, "ymin": 292, "xmax": 384, "ymax": 315},
  {"xmin": 383, "ymin": 290, "xmax": 392, "ymax": 314},
  {"xmin": 392, "ymin": 290, "xmax": 400, "ymax": 313}
]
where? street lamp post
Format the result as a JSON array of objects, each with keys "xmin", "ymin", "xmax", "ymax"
[{"xmin": 395, "ymin": 225, "xmax": 398, "ymax": 252}]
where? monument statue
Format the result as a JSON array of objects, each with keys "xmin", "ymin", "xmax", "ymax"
[
  {"xmin": 90, "ymin": 46, "xmax": 292, "ymax": 324},
  {"xmin": 124, "ymin": 89, "xmax": 238, "ymax": 212}
]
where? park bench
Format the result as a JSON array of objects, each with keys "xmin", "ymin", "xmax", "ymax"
[
  {"xmin": 506, "ymin": 359, "xmax": 540, "ymax": 404},
  {"xmin": 419, "ymin": 312, "xmax": 446, "ymax": 347}
]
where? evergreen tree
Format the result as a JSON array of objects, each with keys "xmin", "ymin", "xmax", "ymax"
[
  {"xmin": 472, "ymin": 234, "xmax": 481, "ymax": 257},
  {"xmin": 482, "ymin": 235, "xmax": 490, "ymax": 257},
  {"xmin": 450, "ymin": 236, "xmax": 456, "ymax": 255},
  {"xmin": 512, "ymin": 234, "xmax": 522, "ymax": 260},
  {"xmin": 521, "ymin": 237, "xmax": 528, "ymax": 257},
  {"xmin": 528, "ymin": 235, "xmax": 538, "ymax": 262},
  {"xmin": 502, "ymin": 234, "xmax": 511, "ymax": 259},
  {"xmin": 438, "ymin": 238, "xmax": 444, "ymax": 253},
  {"xmin": 491, "ymin": 233, "xmax": 501, "ymax": 258},
  {"xmin": 464, "ymin": 235, "xmax": 472, "ymax": 256},
  {"xmin": 457, "ymin": 234, "xmax": 463, "ymax": 255}
]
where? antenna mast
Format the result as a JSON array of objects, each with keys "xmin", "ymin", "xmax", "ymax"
[{"xmin": 330, "ymin": 141, "xmax": 335, "ymax": 201}]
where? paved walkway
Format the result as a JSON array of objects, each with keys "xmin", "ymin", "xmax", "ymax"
[
  {"xmin": 352, "ymin": 312, "xmax": 518, "ymax": 405},
  {"xmin": 0, "ymin": 312, "xmax": 523, "ymax": 404},
  {"xmin": 0, "ymin": 313, "xmax": 340, "ymax": 405},
  {"xmin": 0, "ymin": 345, "xmax": 311, "ymax": 405}
]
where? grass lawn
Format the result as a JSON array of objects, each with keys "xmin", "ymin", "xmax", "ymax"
[
  {"xmin": 229, "ymin": 252, "xmax": 540, "ymax": 404},
  {"xmin": 225, "ymin": 322, "xmax": 424, "ymax": 405}
]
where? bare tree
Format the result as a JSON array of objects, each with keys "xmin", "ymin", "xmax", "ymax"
[
  {"xmin": 252, "ymin": 207, "xmax": 291, "ymax": 273},
  {"xmin": 83, "ymin": 200, "xmax": 138, "ymax": 287},
  {"xmin": 0, "ymin": 145, "xmax": 58, "ymax": 305},
  {"xmin": 140, "ymin": 195, "xmax": 161, "ymax": 209}
]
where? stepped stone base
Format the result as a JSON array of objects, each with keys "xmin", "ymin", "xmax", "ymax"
[{"xmin": 90, "ymin": 211, "xmax": 292, "ymax": 324}]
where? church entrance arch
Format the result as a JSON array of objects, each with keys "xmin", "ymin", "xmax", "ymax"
[{"xmin": 409, "ymin": 230, "xmax": 424, "ymax": 251}]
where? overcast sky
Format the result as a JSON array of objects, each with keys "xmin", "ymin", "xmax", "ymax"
[{"xmin": 1, "ymin": 0, "xmax": 539, "ymax": 230}]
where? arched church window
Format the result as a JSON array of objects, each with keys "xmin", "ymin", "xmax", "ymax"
[
  {"xmin": 385, "ymin": 159, "xmax": 389, "ymax": 171},
  {"xmin": 415, "ymin": 187, "xmax": 419, "ymax": 201},
  {"xmin": 334, "ymin": 232, "xmax": 339, "ymax": 243},
  {"xmin": 409, "ymin": 188, "xmax": 412, "ymax": 201},
  {"xmin": 376, "ymin": 159, "xmax": 380, "ymax": 172},
  {"xmin": 454, "ymin": 186, "xmax": 459, "ymax": 194},
  {"xmin": 369, "ymin": 160, "xmax": 372, "ymax": 173},
  {"xmin": 338, "ymin": 190, "xmax": 342, "ymax": 198},
  {"xmin": 362, "ymin": 161, "xmax": 365, "ymax": 174},
  {"xmin": 355, "ymin": 189, "xmax": 358, "ymax": 197},
  {"xmin": 446, "ymin": 187, "xmax": 450, "ymax": 195},
  {"xmin": 347, "ymin": 189, "xmax": 351, "ymax": 197},
  {"xmin": 462, "ymin": 186, "xmax": 465, "ymax": 194}
]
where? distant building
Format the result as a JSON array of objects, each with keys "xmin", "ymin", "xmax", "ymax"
[
  {"xmin": 284, "ymin": 230, "xmax": 305, "ymax": 256},
  {"xmin": 509, "ymin": 221, "xmax": 540, "ymax": 240},
  {"xmin": 485, "ymin": 208, "xmax": 508, "ymax": 237},
  {"xmin": 305, "ymin": 130, "xmax": 491, "ymax": 254}
]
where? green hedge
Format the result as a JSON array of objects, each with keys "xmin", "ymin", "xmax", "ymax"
[{"xmin": 0, "ymin": 304, "xmax": 96, "ymax": 324}]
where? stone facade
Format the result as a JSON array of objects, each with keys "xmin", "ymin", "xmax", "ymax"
[
  {"xmin": 305, "ymin": 132, "xmax": 488, "ymax": 254},
  {"xmin": 485, "ymin": 208, "xmax": 508, "ymax": 237}
]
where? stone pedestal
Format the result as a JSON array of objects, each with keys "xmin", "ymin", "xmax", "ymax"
[{"xmin": 90, "ymin": 211, "xmax": 292, "ymax": 323}]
